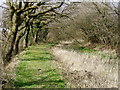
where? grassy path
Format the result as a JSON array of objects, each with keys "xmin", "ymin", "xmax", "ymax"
[{"xmin": 14, "ymin": 44, "xmax": 66, "ymax": 88}]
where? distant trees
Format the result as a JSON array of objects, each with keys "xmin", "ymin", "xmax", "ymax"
[{"xmin": 48, "ymin": 2, "xmax": 119, "ymax": 49}]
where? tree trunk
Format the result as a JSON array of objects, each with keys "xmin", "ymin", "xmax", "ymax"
[
  {"xmin": 25, "ymin": 27, "xmax": 30, "ymax": 48},
  {"xmin": 14, "ymin": 31, "xmax": 26, "ymax": 55},
  {"xmin": 4, "ymin": 13, "xmax": 19, "ymax": 65},
  {"xmin": 117, "ymin": 2, "xmax": 120, "ymax": 58},
  {"xmin": 35, "ymin": 29, "xmax": 40, "ymax": 43}
]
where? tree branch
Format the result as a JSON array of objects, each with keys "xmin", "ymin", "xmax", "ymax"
[
  {"xmin": 0, "ymin": 5, "xmax": 9, "ymax": 10},
  {"xmin": 102, "ymin": 2, "xmax": 120, "ymax": 15},
  {"xmin": 18, "ymin": 2, "xmax": 46, "ymax": 13},
  {"xmin": 29, "ymin": 2, "xmax": 64, "ymax": 18}
]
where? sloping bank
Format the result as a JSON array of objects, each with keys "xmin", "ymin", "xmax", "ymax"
[
  {"xmin": 14, "ymin": 44, "xmax": 66, "ymax": 88},
  {"xmin": 51, "ymin": 46, "xmax": 118, "ymax": 88}
]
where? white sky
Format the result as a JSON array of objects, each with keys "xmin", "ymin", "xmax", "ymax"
[
  {"xmin": 0, "ymin": 0, "xmax": 119, "ymax": 3},
  {"xmin": 0, "ymin": 0, "xmax": 5, "ymax": 6},
  {"xmin": 69, "ymin": 0, "xmax": 119, "ymax": 2}
]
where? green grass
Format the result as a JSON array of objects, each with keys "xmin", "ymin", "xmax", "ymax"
[
  {"xmin": 65, "ymin": 44, "xmax": 97, "ymax": 53},
  {"xmin": 77, "ymin": 47, "xmax": 117, "ymax": 59},
  {"xmin": 14, "ymin": 44, "xmax": 66, "ymax": 88},
  {"xmin": 64, "ymin": 44, "xmax": 118, "ymax": 59},
  {"xmin": 78, "ymin": 47, "xmax": 97, "ymax": 52}
]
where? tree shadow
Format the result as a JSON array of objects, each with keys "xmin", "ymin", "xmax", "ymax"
[
  {"xmin": 25, "ymin": 51, "xmax": 50, "ymax": 55},
  {"xmin": 21, "ymin": 57, "xmax": 52, "ymax": 61},
  {"xmin": 40, "ymin": 69, "xmax": 56, "ymax": 74},
  {"xmin": 14, "ymin": 69, "xmax": 65, "ymax": 88},
  {"xmin": 40, "ymin": 52, "xmax": 50, "ymax": 55}
]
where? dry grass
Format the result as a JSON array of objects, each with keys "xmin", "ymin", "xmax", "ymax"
[
  {"xmin": 2, "ymin": 51, "xmax": 24, "ymax": 88},
  {"xmin": 3, "ymin": 57, "xmax": 20, "ymax": 88},
  {"xmin": 51, "ymin": 47, "xmax": 118, "ymax": 88},
  {"xmin": 0, "ymin": 58, "xmax": 4, "ymax": 90}
]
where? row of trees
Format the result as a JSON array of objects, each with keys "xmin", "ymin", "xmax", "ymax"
[
  {"xmin": 48, "ymin": 2, "xmax": 119, "ymax": 49},
  {"xmin": 0, "ymin": 1, "xmax": 67, "ymax": 67},
  {"xmin": 0, "ymin": 1, "xmax": 69, "ymax": 87},
  {"xmin": 0, "ymin": 1, "xmax": 119, "ymax": 88}
]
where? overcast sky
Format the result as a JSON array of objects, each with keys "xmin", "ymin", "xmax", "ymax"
[
  {"xmin": 0, "ymin": 0, "xmax": 119, "ymax": 16},
  {"xmin": 0, "ymin": 0, "xmax": 4, "ymax": 21},
  {"xmin": 0, "ymin": 0, "xmax": 4, "ymax": 6}
]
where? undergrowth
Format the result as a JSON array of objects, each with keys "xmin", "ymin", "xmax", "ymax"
[{"xmin": 62, "ymin": 44, "xmax": 118, "ymax": 59}]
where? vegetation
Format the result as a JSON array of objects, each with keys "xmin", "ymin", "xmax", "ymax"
[
  {"xmin": 15, "ymin": 44, "xmax": 66, "ymax": 88},
  {"xmin": 48, "ymin": 3, "xmax": 119, "ymax": 48},
  {"xmin": 0, "ymin": 1, "xmax": 119, "ymax": 89},
  {"xmin": 51, "ymin": 46, "xmax": 118, "ymax": 88}
]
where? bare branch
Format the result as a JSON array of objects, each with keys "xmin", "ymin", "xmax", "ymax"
[
  {"xmin": 52, "ymin": 10, "xmax": 69, "ymax": 18},
  {"xmin": 18, "ymin": 2, "xmax": 46, "ymax": 13},
  {"xmin": 29, "ymin": 2, "xmax": 64, "ymax": 18},
  {"xmin": 0, "ymin": 6, "xmax": 9, "ymax": 10},
  {"xmin": 102, "ymin": 2, "xmax": 119, "ymax": 15}
]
